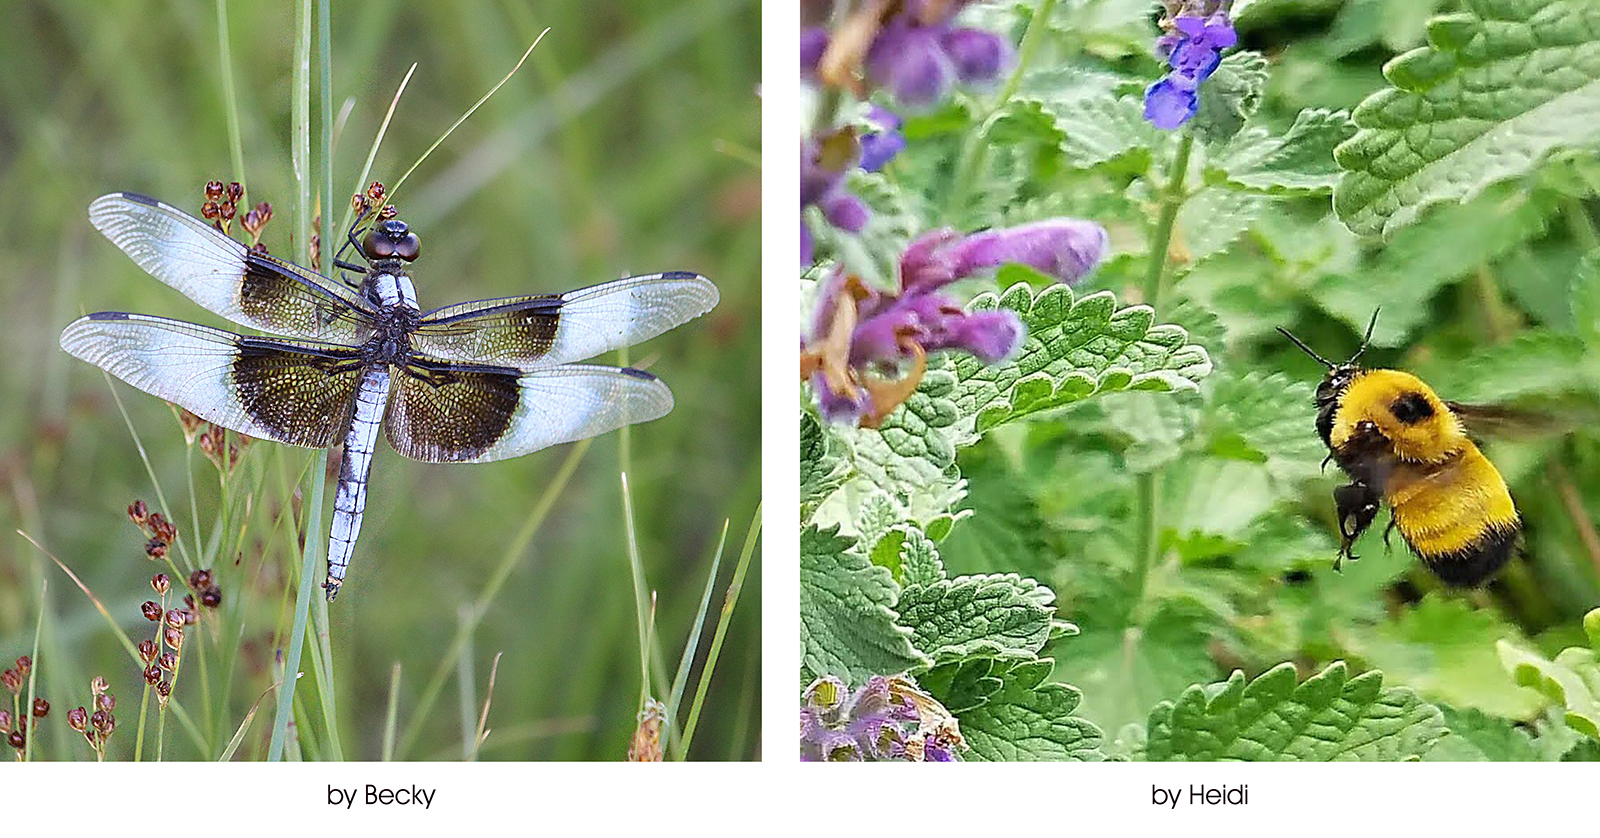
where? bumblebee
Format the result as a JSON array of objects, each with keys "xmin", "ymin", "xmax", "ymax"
[{"xmin": 1278, "ymin": 312, "xmax": 1520, "ymax": 587}]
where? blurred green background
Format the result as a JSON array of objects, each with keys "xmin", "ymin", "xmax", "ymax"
[{"xmin": 0, "ymin": 0, "xmax": 760, "ymax": 760}]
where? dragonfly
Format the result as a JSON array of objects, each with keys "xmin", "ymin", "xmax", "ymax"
[{"xmin": 60, "ymin": 191, "xmax": 718, "ymax": 599}]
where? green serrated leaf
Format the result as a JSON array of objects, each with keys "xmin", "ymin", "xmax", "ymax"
[
  {"xmin": 919, "ymin": 657, "xmax": 1005, "ymax": 715},
  {"xmin": 801, "ymin": 412, "xmax": 852, "ymax": 522},
  {"xmin": 958, "ymin": 658, "xmax": 1105, "ymax": 761},
  {"xmin": 1424, "ymin": 705, "xmax": 1541, "ymax": 761},
  {"xmin": 898, "ymin": 525, "xmax": 946, "ymax": 587},
  {"xmin": 898, "ymin": 573, "xmax": 1057, "ymax": 661},
  {"xmin": 1333, "ymin": 0, "xmax": 1600, "ymax": 237},
  {"xmin": 1006, "ymin": 78, "xmax": 1162, "ymax": 170},
  {"xmin": 1173, "ymin": 186, "xmax": 1270, "ymax": 269},
  {"xmin": 1191, "ymin": 51, "xmax": 1268, "ymax": 145},
  {"xmin": 1217, "ymin": 109, "xmax": 1358, "ymax": 195},
  {"xmin": 800, "ymin": 526, "xmax": 930, "ymax": 684},
  {"xmin": 1346, "ymin": 594, "xmax": 1546, "ymax": 720},
  {"xmin": 1497, "ymin": 608, "xmax": 1600, "ymax": 741},
  {"xmin": 948, "ymin": 274, "xmax": 1214, "ymax": 437},
  {"xmin": 1145, "ymin": 661, "xmax": 1449, "ymax": 760}
]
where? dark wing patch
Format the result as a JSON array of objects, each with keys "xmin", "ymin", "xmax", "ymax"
[
  {"xmin": 59, "ymin": 313, "xmax": 363, "ymax": 448},
  {"xmin": 412, "ymin": 272, "xmax": 718, "ymax": 369},
  {"xmin": 384, "ymin": 358, "xmax": 522, "ymax": 462},
  {"xmin": 88, "ymin": 192, "xmax": 376, "ymax": 343}
]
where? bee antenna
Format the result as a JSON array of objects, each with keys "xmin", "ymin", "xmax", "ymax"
[
  {"xmin": 1276, "ymin": 326, "xmax": 1334, "ymax": 369},
  {"xmin": 1349, "ymin": 308, "xmax": 1380, "ymax": 364}
]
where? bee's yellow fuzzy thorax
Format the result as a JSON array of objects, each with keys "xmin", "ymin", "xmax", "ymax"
[{"xmin": 1330, "ymin": 369, "xmax": 1466, "ymax": 463}]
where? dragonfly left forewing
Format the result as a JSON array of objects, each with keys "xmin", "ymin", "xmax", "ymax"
[
  {"xmin": 385, "ymin": 356, "xmax": 674, "ymax": 464},
  {"xmin": 60, "ymin": 312, "xmax": 366, "ymax": 449},
  {"xmin": 411, "ymin": 271, "xmax": 718, "ymax": 369}
]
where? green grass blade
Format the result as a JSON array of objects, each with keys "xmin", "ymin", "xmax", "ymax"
[
  {"xmin": 620, "ymin": 472, "xmax": 653, "ymax": 713},
  {"xmin": 334, "ymin": 63, "xmax": 416, "ymax": 242},
  {"xmin": 216, "ymin": 0, "xmax": 245, "ymax": 185},
  {"xmin": 455, "ymin": 605, "xmax": 476, "ymax": 760},
  {"xmin": 680, "ymin": 501, "xmax": 759, "ymax": 757},
  {"xmin": 665, "ymin": 519, "xmax": 728, "ymax": 760},
  {"xmin": 382, "ymin": 662, "xmax": 401, "ymax": 761},
  {"xmin": 387, "ymin": 29, "xmax": 549, "ymax": 203},
  {"xmin": 218, "ymin": 683, "xmax": 276, "ymax": 761},
  {"xmin": 268, "ymin": 451, "xmax": 327, "ymax": 761},
  {"xmin": 23, "ymin": 576, "xmax": 45, "ymax": 762}
]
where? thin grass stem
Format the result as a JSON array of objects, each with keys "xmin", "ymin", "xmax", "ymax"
[
  {"xmin": 382, "ymin": 662, "xmax": 401, "ymax": 761},
  {"xmin": 666, "ymin": 519, "xmax": 728, "ymax": 760},
  {"xmin": 681, "ymin": 503, "xmax": 759, "ymax": 756}
]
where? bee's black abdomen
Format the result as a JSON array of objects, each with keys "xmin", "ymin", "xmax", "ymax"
[{"xmin": 1419, "ymin": 524, "xmax": 1519, "ymax": 587}]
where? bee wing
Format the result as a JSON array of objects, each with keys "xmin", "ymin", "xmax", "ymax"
[{"xmin": 1445, "ymin": 402, "xmax": 1572, "ymax": 440}]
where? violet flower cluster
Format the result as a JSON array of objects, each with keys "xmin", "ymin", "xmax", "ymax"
[
  {"xmin": 1143, "ymin": 1, "xmax": 1237, "ymax": 130},
  {"xmin": 800, "ymin": 675, "xmax": 963, "ymax": 761},
  {"xmin": 800, "ymin": 108, "xmax": 905, "ymax": 266},
  {"xmin": 803, "ymin": 218, "xmax": 1108, "ymax": 427}
]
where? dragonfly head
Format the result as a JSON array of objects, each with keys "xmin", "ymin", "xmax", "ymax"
[{"xmin": 362, "ymin": 218, "xmax": 420, "ymax": 263}]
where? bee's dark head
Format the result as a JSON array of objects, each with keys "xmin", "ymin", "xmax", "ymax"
[
  {"xmin": 1279, "ymin": 310, "xmax": 1381, "ymax": 407},
  {"xmin": 361, "ymin": 218, "xmax": 420, "ymax": 263}
]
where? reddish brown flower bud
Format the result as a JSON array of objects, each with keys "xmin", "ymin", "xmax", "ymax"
[
  {"xmin": 152, "ymin": 573, "xmax": 170, "ymax": 595},
  {"xmin": 227, "ymin": 182, "xmax": 244, "ymax": 203},
  {"xmin": 183, "ymin": 594, "xmax": 196, "ymax": 611},
  {"xmin": 143, "ymin": 665, "xmax": 160, "ymax": 685},
  {"xmin": 67, "ymin": 706, "xmax": 87, "ymax": 731},
  {"xmin": 156, "ymin": 681, "xmax": 172, "ymax": 699},
  {"xmin": 200, "ymin": 586, "xmax": 223, "ymax": 608},
  {"xmin": 205, "ymin": 181, "xmax": 225, "ymax": 200},
  {"xmin": 90, "ymin": 710, "xmax": 107, "ymax": 732},
  {"xmin": 155, "ymin": 517, "xmax": 177, "ymax": 542},
  {"xmin": 145, "ymin": 538, "xmax": 168, "ymax": 560},
  {"xmin": 95, "ymin": 692, "xmax": 115, "ymax": 712},
  {"xmin": 141, "ymin": 601, "xmax": 162, "ymax": 622},
  {"xmin": 164, "ymin": 627, "xmax": 184, "ymax": 651},
  {"xmin": 15, "ymin": 656, "xmax": 30, "ymax": 674},
  {"xmin": 367, "ymin": 182, "xmax": 386, "ymax": 201},
  {"xmin": 128, "ymin": 499, "xmax": 149, "ymax": 525},
  {"xmin": 0, "ymin": 708, "xmax": 11, "ymax": 732},
  {"xmin": 1, "ymin": 669, "xmax": 20, "ymax": 695},
  {"xmin": 32, "ymin": 698, "xmax": 48, "ymax": 718},
  {"xmin": 7, "ymin": 729, "xmax": 23, "ymax": 749},
  {"xmin": 164, "ymin": 608, "xmax": 185, "ymax": 630},
  {"xmin": 378, "ymin": 204, "xmax": 397, "ymax": 220},
  {"xmin": 138, "ymin": 640, "xmax": 158, "ymax": 663},
  {"xmin": 189, "ymin": 569, "xmax": 213, "ymax": 590},
  {"xmin": 158, "ymin": 652, "xmax": 177, "ymax": 672},
  {"xmin": 201, "ymin": 201, "xmax": 221, "ymax": 220},
  {"xmin": 91, "ymin": 675, "xmax": 109, "ymax": 694},
  {"xmin": 220, "ymin": 201, "xmax": 236, "ymax": 221},
  {"xmin": 252, "ymin": 242, "xmax": 270, "ymax": 254}
]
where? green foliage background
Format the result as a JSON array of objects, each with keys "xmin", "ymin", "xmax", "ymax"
[
  {"xmin": 0, "ymin": 0, "xmax": 760, "ymax": 760},
  {"xmin": 802, "ymin": 0, "xmax": 1600, "ymax": 760}
]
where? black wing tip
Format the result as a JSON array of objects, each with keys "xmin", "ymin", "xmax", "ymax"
[
  {"xmin": 84, "ymin": 311, "xmax": 134, "ymax": 321},
  {"xmin": 660, "ymin": 270, "xmax": 703, "ymax": 282},
  {"xmin": 619, "ymin": 367, "xmax": 659, "ymax": 382}
]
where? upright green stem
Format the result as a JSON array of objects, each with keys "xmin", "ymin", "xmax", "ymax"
[
  {"xmin": 1127, "ymin": 132, "xmax": 1194, "ymax": 620},
  {"xmin": 946, "ymin": 0, "xmax": 1057, "ymax": 217},
  {"xmin": 1142, "ymin": 132, "xmax": 1195, "ymax": 308}
]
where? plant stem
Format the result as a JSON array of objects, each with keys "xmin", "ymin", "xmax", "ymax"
[
  {"xmin": 945, "ymin": 0, "xmax": 1057, "ymax": 217},
  {"xmin": 1142, "ymin": 131, "xmax": 1195, "ymax": 309}
]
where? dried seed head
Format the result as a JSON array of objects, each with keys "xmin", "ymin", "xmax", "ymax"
[
  {"xmin": 145, "ymin": 538, "xmax": 168, "ymax": 560},
  {"xmin": 378, "ymin": 204, "xmax": 398, "ymax": 220},
  {"xmin": 67, "ymin": 707, "xmax": 87, "ymax": 732},
  {"xmin": 149, "ymin": 513, "xmax": 176, "ymax": 543},
  {"xmin": 158, "ymin": 652, "xmax": 177, "ymax": 672},
  {"xmin": 91, "ymin": 675, "xmax": 108, "ymax": 694},
  {"xmin": 95, "ymin": 692, "xmax": 115, "ymax": 713},
  {"xmin": 201, "ymin": 201, "xmax": 221, "ymax": 220},
  {"xmin": 1, "ymin": 669, "xmax": 20, "ymax": 695},
  {"xmin": 7, "ymin": 729, "xmax": 23, "ymax": 749},
  {"xmin": 219, "ymin": 201, "xmax": 236, "ymax": 221},
  {"xmin": 164, "ymin": 608, "xmax": 185, "ymax": 630},
  {"xmin": 141, "ymin": 601, "xmax": 162, "ymax": 622},
  {"xmin": 189, "ymin": 569, "xmax": 213, "ymax": 590},
  {"xmin": 205, "ymin": 180, "xmax": 225, "ymax": 201},
  {"xmin": 200, "ymin": 586, "xmax": 223, "ymax": 608},
  {"xmin": 15, "ymin": 656, "xmax": 30, "ymax": 675},
  {"xmin": 164, "ymin": 627, "xmax": 184, "ymax": 651},
  {"xmin": 156, "ymin": 680, "xmax": 172, "ymax": 700},
  {"xmin": 89, "ymin": 710, "xmax": 107, "ymax": 732},
  {"xmin": 152, "ymin": 573, "xmax": 170, "ymax": 595},
  {"xmin": 138, "ymin": 640, "xmax": 158, "ymax": 663},
  {"xmin": 227, "ymin": 182, "xmax": 244, "ymax": 203},
  {"xmin": 367, "ymin": 182, "xmax": 386, "ymax": 201},
  {"xmin": 128, "ymin": 499, "xmax": 149, "ymax": 525},
  {"xmin": 143, "ymin": 665, "xmax": 161, "ymax": 686},
  {"xmin": 32, "ymin": 698, "xmax": 49, "ymax": 718}
]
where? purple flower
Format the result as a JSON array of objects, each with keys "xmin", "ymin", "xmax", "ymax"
[
  {"xmin": 866, "ymin": 21, "xmax": 956, "ymax": 109},
  {"xmin": 801, "ymin": 26, "xmax": 828, "ymax": 82},
  {"xmin": 1143, "ymin": 9, "xmax": 1237, "ymax": 130},
  {"xmin": 939, "ymin": 28, "xmax": 1013, "ymax": 86},
  {"xmin": 799, "ymin": 674, "xmax": 964, "ymax": 762},
  {"xmin": 858, "ymin": 107, "xmax": 905, "ymax": 173},
  {"xmin": 803, "ymin": 219, "xmax": 1107, "ymax": 426},
  {"xmin": 801, "ymin": 135, "xmax": 871, "ymax": 266}
]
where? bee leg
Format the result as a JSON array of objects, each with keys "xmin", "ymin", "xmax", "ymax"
[
  {"xmin": 1383, "ymin": 516, "xmax": 1398, "ymax": 552},
  {"xmin": 1333, "ymin": 482, "xmax": 1381, "ymax": 570},
  {"xmin": 1321, "ymin": 451, "xmax": 1333, "ymax": 472}
]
